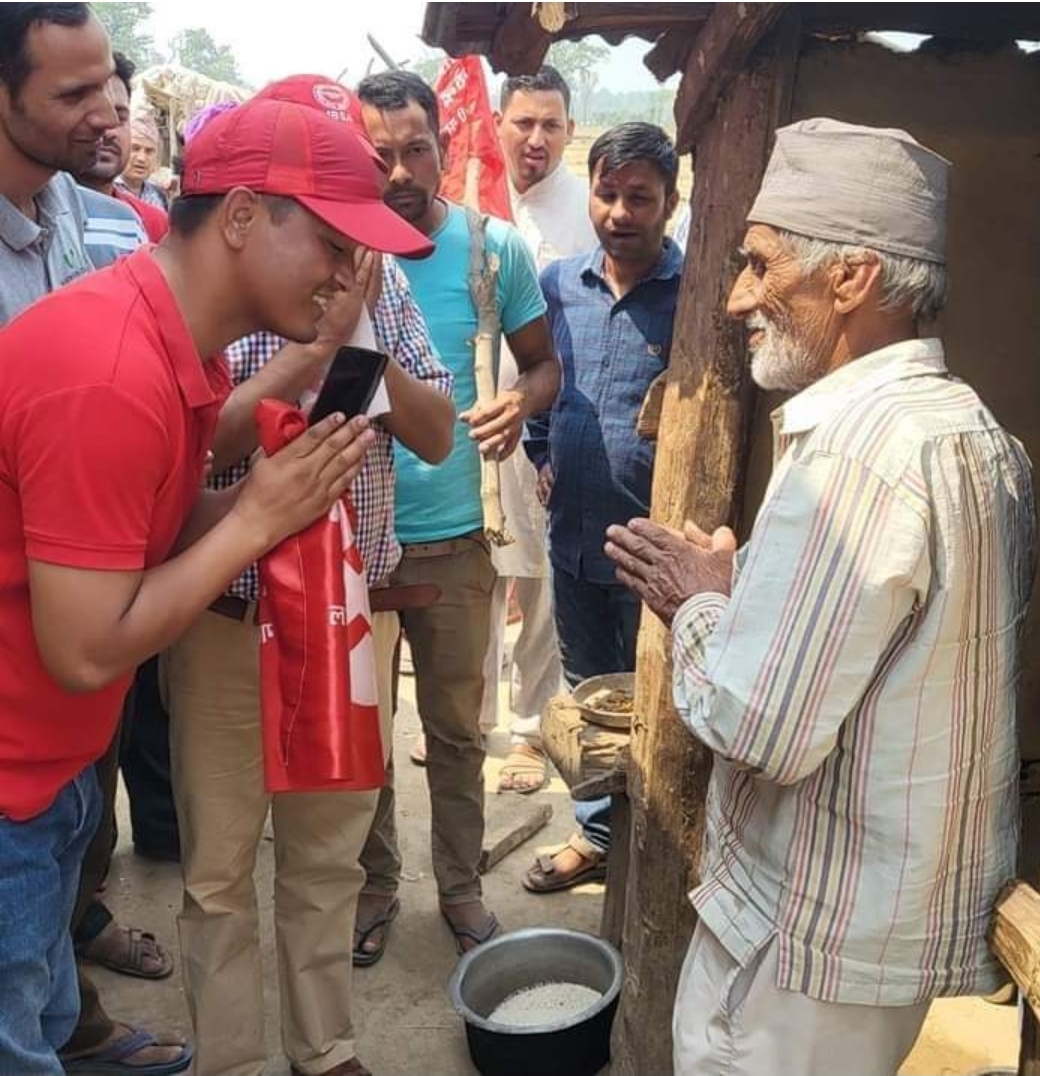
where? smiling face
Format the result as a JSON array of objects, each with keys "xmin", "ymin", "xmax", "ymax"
[
  {"xmin": 234, "ymin": 195, "xmax": 358, "ymax": 343},
  {"xmin": 82, "ymin": 72, "xmax": 129, "ymax": 185},
  {"xmin": 496, "ymin": 88, "xmax": 572, "ymax": 194},
  {"xmin": 0, "ymin": 13, "xmax": 116, "ymax": 175},
  {"xmin": 726, "ymin": 224, "xmax": 840, "ymax": 392},
  {"xmin": 589, "ymin": 157, "xmax": 677, "ymax": 267}
]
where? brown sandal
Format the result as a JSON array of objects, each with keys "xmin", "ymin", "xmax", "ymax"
[
  {"xmin": 76, "ymin": 924, "xmax": 174, "ymax": 980},
  {"xmin": 497, "ymin": 743, "xmax": 548, "ymax": 794},
  {"xmin": 522, "ymin": 846, "xmax": 607, "ymax": 893}
]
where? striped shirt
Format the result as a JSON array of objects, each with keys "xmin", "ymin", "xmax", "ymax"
[
  {"xmin": 215, "ymin": 257, "xmax": 451, "ymax": 598},
  {"xmin": 79, "ymin": 186, "xmax": 148, "ymax": 268},
  {"xmin": 673, "ymin": 338, "xmax": 1035, "ymax": 1006}
]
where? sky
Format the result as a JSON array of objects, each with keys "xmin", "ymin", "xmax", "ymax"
[{"xmin": 144, "ymin": 0, "xmax": 677, "ymax": 92}]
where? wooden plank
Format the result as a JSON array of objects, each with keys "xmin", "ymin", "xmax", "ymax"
[
  {"xmin": 1022, "ymin": 1010, "xmax": 1040, "ymax": 1076},
  {"xmin": 572, "ymin": 756, "xmax": 629, "ymax": 802},
  {"xmin": 540, "ymin": 695, "xmax": 631, "ymax": 791},
  {"xmin": 798, "ymin": 2, "xmax": 1040, "ymax": 42},
  {"xmin": 599, "ymin": 792, "xmax": 632, "ymax": 950},
  {"xmin": 644, "ymin": 27, "xmax": 698, "ymax": 83},
  {"xmin": 478, "ymin": 800, "xmax": 552, "ymax": 874},
  {"xmin": 992, "ymin": 881, "xmax": 1040, "ymax": 1021},
  {"xmin": 422, "ymin": 3, "xmax": 1040, "ymax": 61},
  {"xmin": 488, "ymin": 4, "xmax": 553, "ymax": 77},
  {"xmin": 673, "ymin": 3, "xmax": 788, "ymax": 154},
  {"xmin": 609, "ymin": 15, "xmax": 802, "ymax": 1076}
]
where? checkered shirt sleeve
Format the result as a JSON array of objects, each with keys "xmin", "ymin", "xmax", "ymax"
[
  {"xmin": 213, "ymin": 257, "xmax": 452, "ymax": 600},
  {"xmin": 356, "ymin": 256, "xmax": 453, "ymax": 586}
]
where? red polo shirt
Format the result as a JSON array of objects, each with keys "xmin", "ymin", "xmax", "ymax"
[{"xmin": 0, "ymin": 248, "xmax": 230, "ymax": 820}]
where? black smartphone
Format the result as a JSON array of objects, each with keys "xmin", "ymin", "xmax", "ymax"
[{"xmin": 308, "ymin": 345, "xmax": 389, "ymax": 425}]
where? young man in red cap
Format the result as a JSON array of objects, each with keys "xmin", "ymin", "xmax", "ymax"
[
  {"xmin": 0, "ymin": 94, "xmax": 432, "ymax": 1076},
  {"xmin": 164, "ymin": 78, "xmax": 454, "ymax": 1076}
]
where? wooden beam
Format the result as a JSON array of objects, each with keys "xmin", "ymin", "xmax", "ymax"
[
  {"xmin": 991, "ymin": 881, "xmax": 1040, "ymax": 1073},
  {"xmin": 609, "ymin": 14, "xmax": 801, "ymax": 1076},
  {"xmin": 423, "ymin": 2, "xmax": 1040, "ymax": 63},
  {"xmin": 1022, "ymin": 1012, "xmax": 1040, "ymax": 1076},
  {"xmin": 488, "ymin": 4, "xmax": 553, "ymax": 76},
  {"xmin": 673, "ymin": 3, "xmax": 788, "ymax": 154},
  {"xmin": 992, "ymin": 881, "xmax": 1040, "ymax": 1020},
  {"xmin": 644, "ymin": 27, "xmax": 698, "ymax": 83},
  {"xmin": 478, "ymin": 801, "xmax": 552, "ymax": 874}
]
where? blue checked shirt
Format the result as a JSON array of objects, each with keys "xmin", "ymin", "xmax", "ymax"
[
  {"xmin": 527, "ymin": 239, "xmax": 683, "ymax": 585},
  {"xmin": 214, "ymin": 257, "xmax": 452, "ymax": 599}
]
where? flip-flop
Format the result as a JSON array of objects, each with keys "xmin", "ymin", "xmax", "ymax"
[
  {"xmin": 522, "ymin": 850, "xmax": 607, "ymax": 893},
  {"xmin": 353, "ymin": 897, "xmax": 401, "ymax": 967},
  {"xmin": 63, "ymin": 1027, "xmax": 192, "ymax": 1075},
  {"xmin": 497, "ymin": 744, "xmax": 548, "ymax": 794},
  {"xmin": 440, "ymin": 907, "xmax": 502, "ymax": 956}
]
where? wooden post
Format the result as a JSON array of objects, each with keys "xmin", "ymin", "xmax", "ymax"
[
  {"xmin": 610, "ymin": 14, "xmax": 800, "ymax": 1075},
  {"xmin": 990, "ymin": 881, "xmax": 1040, "ymax": 1073}
]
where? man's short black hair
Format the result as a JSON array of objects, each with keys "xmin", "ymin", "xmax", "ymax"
[
  {"xmin": 500, "ymin": 65, "xmax": 571, "ymax": 115},
  {"xmin": 0, "ymin": 4, "xmax": 91, "ymax": 97},
  {"xmin": 588, "ymin": 122, "xmax": 679, "ymax": 198},
  {"xmin": 112, "ymin": 50, "xmax": 135, "ymax": 99},
  {"xmin": 169, "ymin": 193, "xmax": 298, "ymax": 238},
  {"xmin": 355, "ymin": 70, "xmax": 440, "ymax": 136},
  {"xmin": 168, "ymin": 194, "xmax": 223, "ymax": 238}
]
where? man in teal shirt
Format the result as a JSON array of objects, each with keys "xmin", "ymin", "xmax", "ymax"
[{"xmin": 354, "ymin": 71, "xmax": 558, "ymax": 961}]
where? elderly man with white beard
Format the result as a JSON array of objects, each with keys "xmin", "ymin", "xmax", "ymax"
[{"xmin": 604, "ymin": 118, "xmax": 1036, "ymax": 1076}]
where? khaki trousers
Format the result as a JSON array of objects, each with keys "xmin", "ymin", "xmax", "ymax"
[
  {"xmin": 673, "ymin": 922, "xmax": 929, "ymax": 1076},
  {"xmin": 166, "ymin": 608, "xmax": 398, "ymax": 1076},
  {"xmin": 360, "ymin": 534, "xmax": 494, "ymax": 904}
]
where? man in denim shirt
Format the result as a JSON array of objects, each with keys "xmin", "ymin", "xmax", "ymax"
[{"xmin": 523, "ymin": 123, "xmax": 683, "ymax": 891}]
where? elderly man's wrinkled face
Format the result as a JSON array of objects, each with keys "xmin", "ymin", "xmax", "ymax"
[{"xmin": 727, "ymin": 225, "xmax": 838, "ymax": 392}]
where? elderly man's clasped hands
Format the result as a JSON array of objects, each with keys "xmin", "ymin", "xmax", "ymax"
[{"xmin": 604, "ymin": 518, "xmax": 737, "ymax": 625}]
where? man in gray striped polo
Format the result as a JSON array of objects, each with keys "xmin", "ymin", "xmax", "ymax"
[{"xmin": 606, "ymin": 118, "xmax": 1035, "ymax": 1075}]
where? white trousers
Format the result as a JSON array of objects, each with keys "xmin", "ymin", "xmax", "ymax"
[
  {"xmin": 673, "ymin": 922, "xmax": 930, "ymax": 1076},
  {"xmin": 479, "ymin": 574, "xmax": 563, "ymax": 736}
]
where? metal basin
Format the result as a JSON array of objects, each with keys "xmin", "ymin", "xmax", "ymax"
[{"xmin": 447, "ymin": 928, "xmax": 623, "ymax": 1076}]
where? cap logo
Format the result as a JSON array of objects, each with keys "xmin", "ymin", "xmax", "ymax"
[{"xmin": 312, "ymin": 83, "xmax": 353, "ymax": 122}]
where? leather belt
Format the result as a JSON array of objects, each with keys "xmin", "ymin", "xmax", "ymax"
[
  {"xmin": 208, "ymin": 584, "xmax": 441, "ymax": 622},
  {"xmin": 209, "ymin": 594, "xmax": 259, "ymax": 623},
  {"xmin": 370, "ymin": 583, "xmax": 441, "ymax": 612}
]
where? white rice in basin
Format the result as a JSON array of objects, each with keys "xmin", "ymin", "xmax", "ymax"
[{"xmin": 489, "ymin": 982, "xmax": 603, "ymax": 1027}]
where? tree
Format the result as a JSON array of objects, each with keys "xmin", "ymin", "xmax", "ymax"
[
  {"xmin": 92, "ymin": 2, "xmax": 159, "ymax": 67},
  {"xmin": 409, "ymin": 49, "xmax": 447, "ymax": 85},
  {"xmin": 170, "ymin": 27, "xmax": 242, "ymax": 84},
  {"xmin": 547, "ymin": 39, "xmax": 610, "ymax": 122}
]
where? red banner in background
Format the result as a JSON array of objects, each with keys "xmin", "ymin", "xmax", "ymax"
[{"xmin": 434, "ymin": 56, "xmax": 512, "ymax": 221}]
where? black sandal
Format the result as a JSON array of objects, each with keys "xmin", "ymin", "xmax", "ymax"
[{"xmin": 352, "ymin": 897, "xmax": 400, "ymax": 967}]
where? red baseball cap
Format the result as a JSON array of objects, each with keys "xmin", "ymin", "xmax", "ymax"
[
  {"xmin": 181, "ymin": 96, "xmax": 433, "ymax": 258},
  {"xmin": 256, "ymin": 74, "xmax": 365, "ymax": 130}
]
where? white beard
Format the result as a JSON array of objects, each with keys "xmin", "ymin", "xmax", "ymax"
[{"xmin": 748, "ymin": 315, "xmax": 820, "ymax": 392}]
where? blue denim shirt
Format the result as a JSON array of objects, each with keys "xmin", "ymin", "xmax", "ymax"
[{"xmin": 527, "ymin": 239, "xmax": 683, "ymax": 585}]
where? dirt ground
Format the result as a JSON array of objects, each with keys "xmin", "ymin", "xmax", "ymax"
[{"xmin": 96, "ymin": 647, "xmax": 1019, "ymax": 1075}]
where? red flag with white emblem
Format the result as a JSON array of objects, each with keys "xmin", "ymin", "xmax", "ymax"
[
  {"xmin": 434, "ymin": 55, "xmax": 511, "ymax": 220},
  {"xmin": 254, "ymin": 399, "xmax": 383, "ymax": 793}
]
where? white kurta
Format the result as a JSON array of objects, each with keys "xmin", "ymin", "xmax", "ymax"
[{"xmin": 493, "ymin": 165, "xmax": 597, "ymax": 577}]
